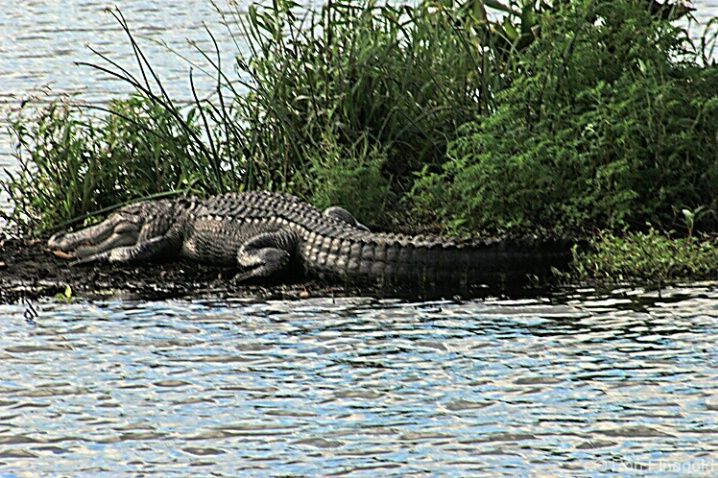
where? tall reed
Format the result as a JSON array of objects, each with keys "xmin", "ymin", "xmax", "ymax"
[{"xmin": 2, "ymin": 0, "xmax": 535, "ymax": 234}]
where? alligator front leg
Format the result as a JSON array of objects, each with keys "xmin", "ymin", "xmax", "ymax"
[
  {"xmin": 73, "ymin": 236, "xmax": 177, "ymax": 265},
  {"xmin": 232, "ymin": 230, "xmax": 297, "ymax": 282}
]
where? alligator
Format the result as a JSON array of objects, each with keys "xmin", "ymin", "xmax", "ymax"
[{"xmin": 48, "ymin": 191, "xmax": 571, "ymax": 295}]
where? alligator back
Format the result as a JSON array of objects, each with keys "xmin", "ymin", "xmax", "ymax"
[{"xmin": 208, "ymin": 192, "xmax": 571, "ymax": 293}]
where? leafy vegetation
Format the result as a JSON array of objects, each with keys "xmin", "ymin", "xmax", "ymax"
[
  {"xmin": 3, "ymin": 0, "xmax": 536, "ymax": 234},
  {"xmin": 3, "ymin": 95, "xmax": 203, "ymax": 234},
  {"xmin": 573, "ymin": 228, "xmax": 718, "ymax": 287},
  {"xmin": 410, "ymin": 0, "xmax": 718, "ymax": 237}
]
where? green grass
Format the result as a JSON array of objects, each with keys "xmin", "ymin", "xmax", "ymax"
[
  {"xmin": 3, "ymin": 0, "xmax": 536, "ymax": 234},
  {"xmin": 573, "ymin": 228, "xmax": 718, "ymax": 287},
  {"xmin": 3, "ymin": 94, "xmax": 204, "ymax": 235}
]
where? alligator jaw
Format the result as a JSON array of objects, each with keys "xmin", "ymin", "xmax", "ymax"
[{"xmin": 48, "ymin": 214, "xmax": 140, "ymax": 259}]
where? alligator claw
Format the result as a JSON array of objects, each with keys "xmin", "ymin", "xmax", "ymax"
[{"xmin": 71, "ymin": 251, "xmax": 112, "ymax": 266}]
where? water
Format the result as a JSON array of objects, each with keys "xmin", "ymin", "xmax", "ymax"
[
  {"xmin": 0, "ymin": 0, "xmax": 244, "ymax": 176},
  {"xmin": 2, "ymin": 0, "xmax": 718, "ymax": 175},
  {"xmin": 0, "ymin": 286, "xmax": 717, "ymax": 476},
  {"xmin": 2, "ymin": 3, "xmax": 718, "ymax": 475}
]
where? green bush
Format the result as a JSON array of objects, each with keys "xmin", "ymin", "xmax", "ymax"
[
  {"xmin": 573, "ymin": 228, "xmax": 718, "ymax": 286},
  {"xmin": 300, "ymin": 131, "xmax": 393, "ymax": 227},
  {"xmin": 236, "ymin": 0, "xmax": 510, "ymax": 199},
  {"xmin": 6, "ymin": 0, "xmax": 711, "ymax": 242},
  {"xmin": 410, "ymin": 0, "xmax": 718, "ymax": 237}
]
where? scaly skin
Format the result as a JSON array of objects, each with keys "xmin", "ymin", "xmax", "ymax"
[{"xmin": 48, "ymin": 191, "xmax": 570, "ymax": 293}]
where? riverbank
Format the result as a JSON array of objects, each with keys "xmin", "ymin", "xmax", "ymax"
[
  {"xmin": 1, "ymin": 235, "xmax": 575, "ymax": 304},
  {"xmin": 0, "ymin": 236, "xmax": 355, "ymax": 303},
  {"xmin": 2, "ymin": 0, "xmax": 716, "ymax": 295},
  {"xmin": 4, "ymin": 228, "xmax": 717, "ymax": 304}
]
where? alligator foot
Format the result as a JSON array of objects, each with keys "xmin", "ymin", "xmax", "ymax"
[{"xmin": 232, "ymin": 231, "xmax": 296, "ymax": 283}]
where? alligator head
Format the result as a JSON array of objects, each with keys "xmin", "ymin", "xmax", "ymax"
[{"xmin": 47, "ymin": 199, "xmax": 176, "ymax": 259}]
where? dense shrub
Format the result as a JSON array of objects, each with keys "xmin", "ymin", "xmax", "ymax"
[
  {"xmin": 235, "ymin": 0, "xmax": 512, "ymax": 225},
  {"xmin": 4, "ymin": 0, "xmax": 714, "ymax": 241},
  {"xmin": 410, "ymin": 0, "xmax": 718, "ymax": 236},
  {"xmin": 299, "ymin": 131, "xmax": 394, "ymax": 227}
]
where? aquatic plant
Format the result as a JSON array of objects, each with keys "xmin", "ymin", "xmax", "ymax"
[
  {"xmin": 3, "ymin": 94, "xmax": 202, "ymax": 234},
  {"xmin": 573, "ymin": 228, "xmax": 718, "ymax": 287}
]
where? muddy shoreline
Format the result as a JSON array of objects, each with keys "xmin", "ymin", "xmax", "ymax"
[
  {"xmin": 0, "ymin": 236, "xmax": 364, "ymax": 304},
  {"xmin": 1, "ymin": 235, "xmax": 567, "ymax": 304}
]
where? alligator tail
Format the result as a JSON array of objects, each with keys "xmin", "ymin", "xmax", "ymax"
[{"xmin": 302, "ymin": 234, "xmax": 571, "ymax": 295}]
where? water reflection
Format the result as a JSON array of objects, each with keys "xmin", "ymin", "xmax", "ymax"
[{"xmin": 0, "ymin": 287, "xmax": 716, "ymax": 476}]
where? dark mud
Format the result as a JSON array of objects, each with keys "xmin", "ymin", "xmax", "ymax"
[
  {"xmin": 0, "ymin": 235, "xmax": 568, "ymax": 304},
  {"xmin": 0, "ymin": 236, "xmax": 363, "ymax": 304}
]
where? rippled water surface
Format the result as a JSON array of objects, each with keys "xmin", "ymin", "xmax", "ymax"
[
  {"xmin": 3, "ymin": 4, "xmax": 718, "ymax": 475},
  {"xmin": 1, "ymin": 287, "xmax": 717, "ymax": 476}
]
